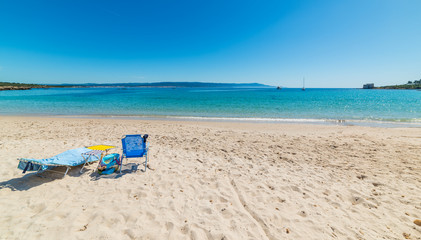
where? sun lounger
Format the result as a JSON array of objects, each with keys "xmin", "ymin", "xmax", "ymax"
[{"xmin": 17, "ymin": 147, "xmax": 101, "ymax": 177}]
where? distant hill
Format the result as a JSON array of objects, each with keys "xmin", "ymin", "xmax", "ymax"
[
  {"xmin": 51, "ymin": 82, "xmax": 273, "ymax": 88},
  {"xmin": 0, "ymin": 82, "xmax": 48, "ymax": 91},
  {"xmin": 0, "ymin": 81, "xmax": 273, "ymax": 90},
  {"xmin": 377, "ymin": 79, "xmax": 421, "ymax": 89}
]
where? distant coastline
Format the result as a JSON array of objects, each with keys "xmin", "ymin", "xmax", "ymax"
[
  {"xmin": 375, "ymin": 79, "xmax": 421, "ymax": 89},
  {"xmin": 0, "ymin": 82, "xmax": 49, "ymax": 91},
  {"xmin": 0, "ymin": 81, "xmax": 272, "ymax": 91}
]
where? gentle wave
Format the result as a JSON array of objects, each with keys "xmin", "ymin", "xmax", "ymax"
[
  {"xmin": 61, "ymin": 114, "xmax": 421, "ymax": 128},
  {"xmin": 169, "ymin": 116, "xmax": 327, "ymax": 122},
  {"xmin": 167, "ymin": 116, "xmax": 421, "ymax": 126}
]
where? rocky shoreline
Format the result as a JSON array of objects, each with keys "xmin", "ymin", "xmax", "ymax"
[
  {"xmin": 0, "ymin": 86, "xmax": 32, "ymax": 91},
  {"xmin": 0, "ymin": 86, "xmax": 50, "ymax": 91}
]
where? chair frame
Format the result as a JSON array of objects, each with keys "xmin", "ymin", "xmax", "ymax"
[{"xmin": 120, "ymin": 134, "xmax": 149, "ymax": 172}]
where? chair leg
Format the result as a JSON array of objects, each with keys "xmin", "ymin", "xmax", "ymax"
[
  {"xmin": 64, "ymin": 167, "xmax": 70, "ymax": 177},
  {"xmin": 80, "ymin": 159, "xmax": 88, "ymax": 174},
  {"xmin": 144, "ymin": 154, "xmax": 148, "ymax": 172},
  {"xmin": 119, "ymin": 156, "xmax": 124, "ymax": 173}
]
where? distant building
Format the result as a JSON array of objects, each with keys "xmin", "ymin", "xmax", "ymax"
[{"xmin": 363, "ymin": 83, "xmax": 374, "ymax": 89}]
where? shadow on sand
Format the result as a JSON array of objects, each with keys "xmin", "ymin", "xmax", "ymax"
[
  {"xmin": 0, "ymin": 166, "xmax": 87, "ymax": 191},
  {"xmin": 0, "ymin": 163, "xmax": 145, "ymax": 191},
  {"xmin": 89, "ymin": 163, "xmax": 142, "ymax": 181}
]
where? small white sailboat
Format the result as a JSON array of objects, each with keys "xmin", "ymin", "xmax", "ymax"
[{"xmin": 302, "ymin": 77, "xmax": 305, "ymax": 91}]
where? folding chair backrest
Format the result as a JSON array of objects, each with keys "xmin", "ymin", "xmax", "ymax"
[{"xmin": 122, "ymin": 135, "xmax": 146, "ymax": 158}]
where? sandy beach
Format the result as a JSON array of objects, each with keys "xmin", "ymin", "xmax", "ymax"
[{"xmin": 0, "ymin": 116, "xmax": 420, "ymax": 240}]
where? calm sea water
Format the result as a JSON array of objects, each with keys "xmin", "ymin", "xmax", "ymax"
[{"xmin": 0, "ymin": 87, "xmax": 420, "ymax": 126}]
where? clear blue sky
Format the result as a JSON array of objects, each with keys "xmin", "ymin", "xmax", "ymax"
[{"xmin": 0, "ymin": 0, "xmax": 420, "ymax": 88}]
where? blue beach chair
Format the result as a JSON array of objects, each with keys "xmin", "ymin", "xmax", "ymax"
[
  {"xmin": 17, "ymin": 147, "xmax": 100, "ymax": 177},
  {"xmin": 120, "ymin": 134, "xmax": 149, "ymax": 172}
]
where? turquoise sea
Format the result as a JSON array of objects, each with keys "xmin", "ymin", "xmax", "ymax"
[{"xmin": 0, "ymin": 87, "xmax": 420, "ymax": 127}]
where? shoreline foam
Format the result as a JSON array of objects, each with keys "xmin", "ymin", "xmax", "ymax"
[{"xmin": 1, "ymin": 113, "xmax": 421, "ymax": 128}]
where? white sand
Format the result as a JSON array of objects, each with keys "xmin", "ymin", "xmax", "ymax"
[{"xmin": 0, "ymin": 116, "xmax": 420, "ymax": 240}]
